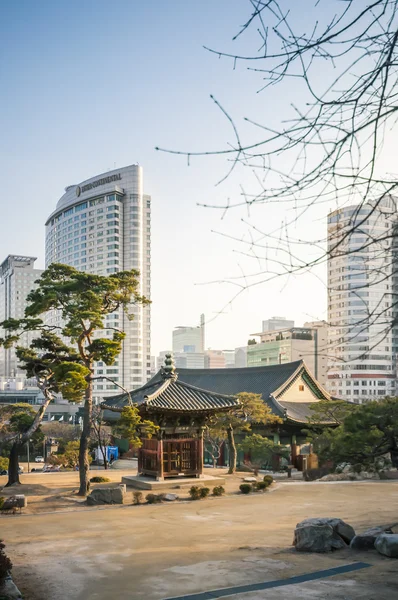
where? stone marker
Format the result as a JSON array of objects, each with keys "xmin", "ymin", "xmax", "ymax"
[
  {"xmin": 350, "ymin": 526, "xmax": 393, "ymax": 551},
  {"xmin": 87, "ymin": 487, "xmax": 125, "ymax": 506},
  {"xmin": 293, "ymin": 517, "xmax": 355, "ymax": 552},
  {"xmin": 375, "ymin": 534, "xmax": 398, "ymax": 558}
]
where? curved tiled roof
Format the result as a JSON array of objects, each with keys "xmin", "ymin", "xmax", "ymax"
[
  {"xmin": 142, "ymin": 377, "xmax": 239, "ymax": 413},
  {"xmin": 102, "ymin": 361, "xmax": 334, "ymax": 424}
]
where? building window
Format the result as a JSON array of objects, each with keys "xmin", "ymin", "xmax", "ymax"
[{"xmin": 299, "ymin": 384, "xmax": 304, "ymax": 392}]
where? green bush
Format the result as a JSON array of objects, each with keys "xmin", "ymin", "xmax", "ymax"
[
  {"xmin": 263, "ymin": 475, "xmax": 274, "ymax": 486},
  {"xmin": 239, "ymin": 483, "xmax": 252, "ymax": 494},
  {"xmin": 0, "ymin": 457, "xmax": 8, "ymax": 472},
  {"xmin": 89, "ymin": 476, "xmax": 111, "ymax": 483},
  {"xmin": 133, "ymin": 491, "xmax": 143, "ymax": 505},
  {"xmin": 200, "ymin": 487, "xmax": 210, "ymax": 498},
  {"xmin": 146, "ymin": 493, "xmax": 162, "ymax": 504},
  {"xmin": 256, "ymin": 481, "xmax": 269, "ymax": 491},
  {"xmin": 212, "ymin": 486, "xmax": 225, "ymax": 496},
  {"xmin": 189, "ymin": 486, "xmax": 202, "ymax": 500},
  {"xmin": 0, "ymin": 540, "xmax": 12, "ymax": 585}
]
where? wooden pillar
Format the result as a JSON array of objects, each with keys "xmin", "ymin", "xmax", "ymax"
[
  {"xmin": 197, "ymin": 429, "xmax": 204, "ymax": 477},
  {"xmin": 156, "ymin": 439, "xmax": 164, "ymax": 481}
]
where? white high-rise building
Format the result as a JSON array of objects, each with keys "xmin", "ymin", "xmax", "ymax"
[
  {"xmin": 0, "ymin": 255, "xmax": 43, "ymax": 377},
  {"xmin": 327, "ymin": 198, "xmax": 396, "ymax": 403},
  {"xmin": 45, "ymin": 164, "xmax": 151, "ymax": 402}
]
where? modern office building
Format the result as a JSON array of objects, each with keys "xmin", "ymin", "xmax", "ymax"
[
  {"xmin": 327, "ymin": 198, "xmax": 396, "ymax": 402},
  {"xmin": 247, "ymin": 324, "xmax": 327, "ymax": 386},
  {"xmin": 205, "ymin": 350, "xmax": 226, "ymax": 369},
  {"xmin": 0, "ymin": 255, "xmax": 43, "ymax": 377},
  {"xmin": 45, "ymin": 164, "xmax": 151, "ymax": 403},
  {"xmin": 262, "ymin": 316, "xmax": 294, "ymax": 332},
  {"xmin": 172, "ymin": 314, "xmax": 205, "ymax": 354}
]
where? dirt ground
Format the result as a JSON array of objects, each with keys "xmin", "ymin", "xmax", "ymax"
[{"xmin": 1, "ymin": 468, "xmax": 398, "ymax": 600}]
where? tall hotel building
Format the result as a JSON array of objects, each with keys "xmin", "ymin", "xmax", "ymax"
[
  {"xmin": 45, "ymin": 165, "xmax": 151, "ymax": 402},
  {"xmin": 327, "ymin": 197, "xmax": 396, "ymax": 403}
]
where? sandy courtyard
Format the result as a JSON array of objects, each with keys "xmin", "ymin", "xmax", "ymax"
[{"xmin": 1, "ymin": 471, "xmax": 398, "ymax": 600}]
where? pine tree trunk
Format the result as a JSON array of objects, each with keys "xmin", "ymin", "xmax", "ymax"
[
  {"xmin": 6, "ymin": 442, "xmax": 21, "ymax": 487},
  {"xmin": 227, "ymin": 425, "xmax": 237, "ymax": 474},
  {"xmin": 78, "ymin": 382, "xmax": 93, "ymax": 496}
]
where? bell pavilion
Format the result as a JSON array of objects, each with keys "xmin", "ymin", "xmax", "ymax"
[{"xmin": 114, "ymin": 355, "xmax": 239, "ymax": 480}]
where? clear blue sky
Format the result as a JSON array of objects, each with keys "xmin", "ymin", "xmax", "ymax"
[{"xmin": 0, "ymin": 0, "xmax": 330, "ymax": 355}]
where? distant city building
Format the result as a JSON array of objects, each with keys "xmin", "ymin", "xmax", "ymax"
[
  {"xmin": 157, "ymin": 350, "xmax": 205, "ymax": 370},
  {"xmin": 327, "ymin": 199, "xmax": 396, "ymax": 403},
  {"xmin": 45, "ymin": 164, "xmax": 151, "ymax": 403},
  {"xmin": 172, "ymin": 314, "xmax": 205, "ymax": 354},
  {"xmin": 0, "ymin": 376, "xmax": 79, "ymax": 422},
  {"xmin": 174, "ymin": 352, "xmax": 205, "ymax": 369},
  {"xmin": 0, "ymin": 255, "xmax": 43, "ymax": 377},
  {"xmin": 303, "ymin": 321, "xmax": 328, "ymax": 388},
  {"xmin": 262, "ymin": 316, "xmax": 294, "ymax": 332},
  {"xmin": 234, "ymin": 346, "xmax": 248, "ymax": 368},
  {"xmin": 205, "ymin": 350, "xmax": 226, "ymax": 369},
  {"xmin": 247, "ymin": 325, "xmax": 327, "ymax": 386},
  {"xmin": 222, "ymin": 350, "xmax": 236, "ymax": 368}
]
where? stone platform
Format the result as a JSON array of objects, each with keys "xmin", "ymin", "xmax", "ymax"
[{"xmin": 121, "ymin": 474, "xmax": 226, "ymax": 490}]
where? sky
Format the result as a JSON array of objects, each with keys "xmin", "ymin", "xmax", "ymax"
[{"xmin": 0, "ymin": 0, "xmax": 354, "ymax": 356}]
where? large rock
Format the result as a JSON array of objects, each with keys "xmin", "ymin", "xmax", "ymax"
[
  {"xmin": 375, "ymin": 534, "xmax": 398, "ymax": 558},
  {"xmin": 0, "ymin": 575, "xmax": 23, "ymax": 599},
  {"xmin": 293, "ymin": 517, "xmax": 355, "ymax": 552},
  {"xmin": 350, "ymin": 526, "xmax": 393, "ymax": 551},
  {"xmin": 296, "ymin": 518, "xmax": 355, "ymax": 543},
  {"xmin": 87, "ymin": 487, "xmax": 124, "ymax": 506},
  {"xmin": 294, "ymin": 524, "xmax": 346, "ymax": 553}
]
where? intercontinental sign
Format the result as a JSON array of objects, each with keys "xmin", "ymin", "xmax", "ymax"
[{"xmin": 76, "ymin": 173, "xmax": 122, "ymax": 197}]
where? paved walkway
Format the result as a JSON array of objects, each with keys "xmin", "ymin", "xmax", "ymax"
[{"xmin": 2, "ymin": 481, "xmax": 398, "ymax": 600}]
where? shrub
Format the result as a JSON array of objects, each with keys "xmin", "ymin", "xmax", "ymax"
[
  {"xmin": 212, "ymin": 486, "xmax": 225, "ymax": 496},
  {"xmin": 132, "ymin": 491, "xmax": 143, "ymax": 505},
  {"xmin": 239, "ymin": 483, "xmax": 252, "ymax": 494},
  {"xmin": 0, "ymin": 498, "xmax": 4, "ymax": 510},
  {"xmin": 263, "ymin": 475, "xmax": 274, "ymax": 486},
  {"xmin": 256, "ymin": 481, "xmax": 269, "ymax": 491},
  {"xmin": 251, "ymin": 482, "xmax": 259, "ymax": 492},
  {"xmin": 200, "ymin": 487, "xmax": 210, "ymax": 498},
  {"xmin": 146, "ymin": 493, "xmax": 162, "ymax": 504},
  {"xmin": 0, "ymin": 540, "xmax": 12, "ymax": 585},
  {"xmin": 189, "ymin": 486, "xmax": 202, "ymax": 500},
  {"xmin": 0, "ymin": 457, "xmax": 8, "ymax": 472},
  {"xmin": 89, "ymin": 476, "xmax": 111, "ymax": 483}
]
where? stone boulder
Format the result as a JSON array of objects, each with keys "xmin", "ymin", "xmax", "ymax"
[
  {"xmin": 350, "ymin": 526, "xmax": 393, "ymax": 551},
  {"xmin": 0, "ymin": 575, "xmax": 23, "ymax": 599},
  {"xmin": 293, "ymin": 518, "xmax": 355, "ymax": 552},
  {"xmin": 163, "ymin": 494, "xmax": 178, "ymax": 502},
  {"xmin": 243, "ymin": 477, "xmax": 257, "ymax": 483},
  {"xmin": 87, "ymin": 487, "xmax": 124, "ymax": 506},
  {"xmin": 375, "ymin": 534, "xmax": 398, "ymax": 558}
]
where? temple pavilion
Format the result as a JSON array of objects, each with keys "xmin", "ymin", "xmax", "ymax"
[
  {"xmin": 103, "ymin": 358, "xmax": 334, "ymax": 472},
  {"xmin": 109, "ymin": 355, "xmax": 239, "ymax": 480}
]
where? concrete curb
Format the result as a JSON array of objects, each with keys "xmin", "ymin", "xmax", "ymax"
[{"xmin": 0, "ymin": 574, "xmax": 22, "ymax": 600}]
